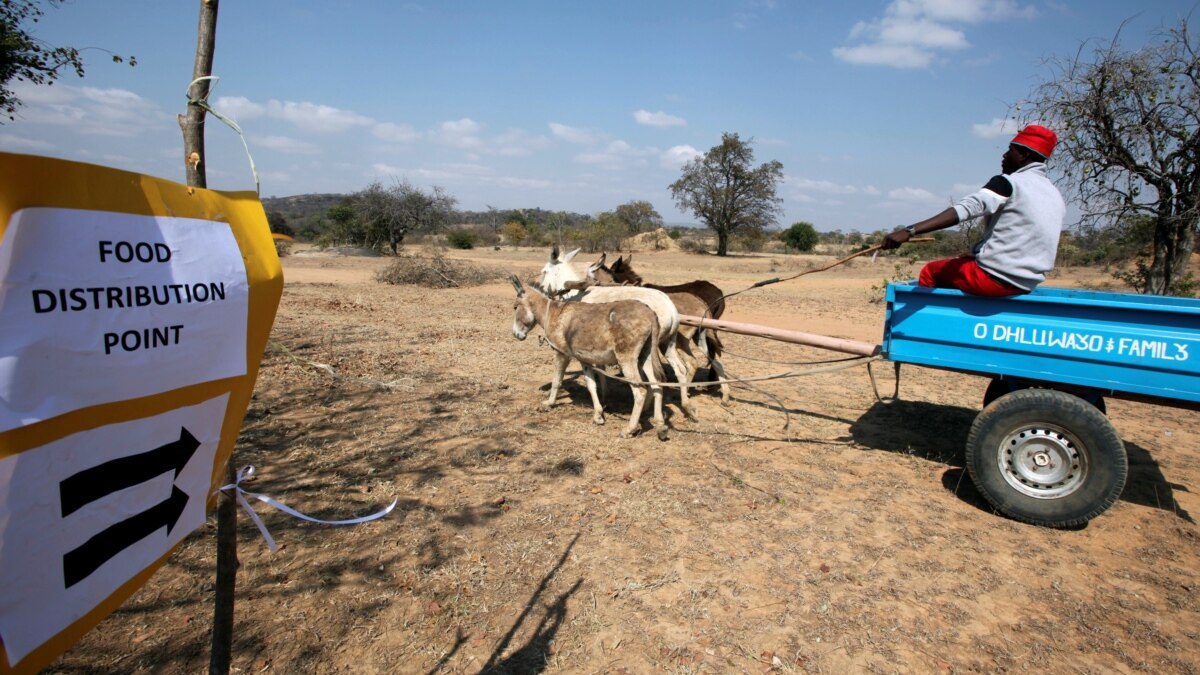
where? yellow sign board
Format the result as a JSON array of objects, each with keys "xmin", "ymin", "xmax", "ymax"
[{"xmin": 0, "ymin": 152, "xmax": 283, "ymax": 674}]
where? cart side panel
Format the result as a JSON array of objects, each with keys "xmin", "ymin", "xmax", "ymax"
[{"xmin": 883, "ymin": 282, "xmax": 1200, "ymax": 404}]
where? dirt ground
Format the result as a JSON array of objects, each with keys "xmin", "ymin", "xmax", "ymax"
[{"xmin": 46, "ymin": 244, "xmax": 1200, "ymax": 674}]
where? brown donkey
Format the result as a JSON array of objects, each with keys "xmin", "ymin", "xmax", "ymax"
[{"xmin": 510, "ymin": 275, "xmax": 668, "ymax": 440}]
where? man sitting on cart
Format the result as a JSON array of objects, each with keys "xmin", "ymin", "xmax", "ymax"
[{"xmin": 880, "ymin": 124, "xmax": 1066, "ymax": 297}]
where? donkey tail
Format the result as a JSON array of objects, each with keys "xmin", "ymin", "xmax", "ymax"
[{"xmin": 648, "ymin": 316, "xmax": 666, "ymax": 384}]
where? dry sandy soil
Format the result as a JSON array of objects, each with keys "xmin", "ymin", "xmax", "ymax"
[{"xmin": 46, "ymin": 244, "xmax": 1200, "ymax": 674}]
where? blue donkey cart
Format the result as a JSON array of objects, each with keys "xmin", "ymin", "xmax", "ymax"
[{"xmin": 883, "ymin": 283, "xmax": 1200, "ymax": 527}]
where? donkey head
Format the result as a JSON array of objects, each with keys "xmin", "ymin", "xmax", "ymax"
[
  {"xmin": 538, "ymin": 246, "xmax": 582, "ymax": 293},
  {"xmin": 608, "ymin": 254, "xmax": 643, "ymax": 285},
  {"xmin": 510, "ymin": 274, "xmax": 536, "ymax": 341},
  {"xmin": 585, "ymin": 253, "xmax": 615, "ymax": 284}
]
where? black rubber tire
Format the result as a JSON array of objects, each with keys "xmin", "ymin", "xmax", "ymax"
[
  {"xmin": 983, "ymin": 378, "xmax": 1106, "ymax": 414},
  {"xmin": 966, "ymin": 388, "xmax": 1127, "ymax": 528}
]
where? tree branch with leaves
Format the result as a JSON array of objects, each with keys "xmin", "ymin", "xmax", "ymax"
[
  {"xmin": 670, "ymin": 133, "xmax": 783, "ymax": 256},
  {"xmin": 1, "ymin": 0, "xmax": 136, "ymax": 121},
  {"xmin": 1021, "ymin": 16, "xmax": 1199, "ymax": 295}
]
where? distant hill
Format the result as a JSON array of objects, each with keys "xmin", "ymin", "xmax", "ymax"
[{"xmin": 261, "ymin": 193, "xmax": 347, "ymax": 238}]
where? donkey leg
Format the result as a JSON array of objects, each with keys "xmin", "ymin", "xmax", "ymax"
[
  {"xmin": 617, "ymin": 359, "xmax": 645, "ymax": 438},
  {"xmin": 541, "ymin": 352, "xmax": 570, "ymax": 410},
  {"xmin": 673, "ymin": 332, "xmax": 703, "ymax": 419},
  {"xmin": 663, "ymin": 336, "xmax": 697, "ymax": 421},
  {"xmin": 640, "ymin": 348, "xmax": 668, "ymax": 441},
  {"xmin": 582, "ymin": 367, "xmax": 606, "ymax": 425},
  {"xmin": 707, "ymin": 352, "xmax": 733, "ymax": 405}
]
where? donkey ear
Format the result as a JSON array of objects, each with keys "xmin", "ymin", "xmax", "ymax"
[
  {"xmin": 509, "ymin": 274, "xmax": 525, "ymax": 296},
  {"xmin": 562, "ymin": 247, "xmax": 581, "ymax": 263},
  {"xmin": 597, "ymin": 252, "xmax": 607, "ymax": 266},
  {"xmin": 549, "ymin": 245, "xmax": 560, "ymax": 262}
]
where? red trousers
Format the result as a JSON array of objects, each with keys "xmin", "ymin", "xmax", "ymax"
[{"xmin": 918, "ymin": 257, "xmax": 1025, "ymax": 297}]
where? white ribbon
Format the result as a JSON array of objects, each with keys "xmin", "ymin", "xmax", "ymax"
[{"xmin": 217, "ymin": 465, "xmax": 398, "ymax": 552}]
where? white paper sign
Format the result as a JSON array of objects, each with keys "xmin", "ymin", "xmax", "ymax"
[
  {"xmin": 0, "ymin": 394, "xmax": 225, "ymax": 665},
  {"xmin": 0, "ymin": 208, "xmax": 249, "ymax": 432}
]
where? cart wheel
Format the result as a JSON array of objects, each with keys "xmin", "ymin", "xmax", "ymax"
[
  {"xmin": 983, "ymin": 378, "xmax": 1106, "ymax": 414},
  {"xmin": 966, "ymin": 388, "xmax": 1126, "ymax": 528}
]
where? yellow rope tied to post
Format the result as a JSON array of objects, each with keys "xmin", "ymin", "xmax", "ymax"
[{"xmin": 185, "ymin": 75, "xmax": 261, "ymax": 194}]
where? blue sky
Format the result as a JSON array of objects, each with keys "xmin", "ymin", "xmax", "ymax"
[{"xmin": 1, "ymin": 1, "xmax": 1195, "ymax": 231}]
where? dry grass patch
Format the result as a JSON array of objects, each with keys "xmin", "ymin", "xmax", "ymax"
[{"xmin": 375, "ymin": 249, "xmax": 506, "ymax": 288}]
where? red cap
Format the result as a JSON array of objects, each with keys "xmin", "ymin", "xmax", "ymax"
[{"xmin": 1011, "ymin": 124, "xmax": 1056, "ymax": 159}]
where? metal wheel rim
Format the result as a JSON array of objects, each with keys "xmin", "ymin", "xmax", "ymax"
[{"xmin": 996, "ymin": 422, "xmax": 1088, "ymax": 500}]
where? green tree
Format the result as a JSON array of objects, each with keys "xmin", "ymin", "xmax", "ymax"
[
  {"xmin": 501, "ymin": 220, "xmax": 529, "ymax": 246},
  {"xmin": 781, "ymin": 221, "xmax": 819, "ymax": 252},
  {"xmin": 669, "ymin": 132, "xmax": 783, "ymax": 256},
  {"xmin": 319, "ymin": 202, "xmax": 366, "ymax": 247},
  {"xmin": 568, "ymin": 211, "xmax": 625, "ymax": 252},
  {"xmin": 1020, "ymin": 16, "xmax": 1198, "ymax": 295},
  {"xmin": 1, "ymin": 0, "xmax": 135, "ymax": 121},
  {"xmin": 614, "ymin": 200, "xmax": 664, "ymax": 234},
  {"xmin": 350, "ymin": 180, "xmax": 458, "ymax": 255},
  {"xmin": 266, "ymin": 210, "xmax": 294, "ymax": 238}
]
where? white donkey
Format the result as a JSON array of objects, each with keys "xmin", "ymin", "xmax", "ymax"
[
  {"xmin": 510, "ymin": 275, "xmax": 668, "ymax": 440},
  {"xmin": 539, "ymin": 246, "xmax": 696, "ymax": 420}
]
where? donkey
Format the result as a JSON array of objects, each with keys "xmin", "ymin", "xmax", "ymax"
[
  {"xmin": 539, "ymin": 246, "xmax": 697, "ymax": 420},
  {"xmin": 510, "ymin": 275, "xmax": 668, "ymax": 440},
  {"xmin": 604, "ymin": 254, "xmax": 727, "ymax": 322},
  {"xmin": 586, "ymin": 253, "xmax": 731, "ymax": 404}
]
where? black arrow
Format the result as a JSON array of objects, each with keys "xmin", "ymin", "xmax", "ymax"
[
  {"xmin": 60, "ymin": 427, "xmax": 199, "ymax": 517},
  {"xmin": 62, "ymin": 485, "xmax": 189, "ymax": 588}
]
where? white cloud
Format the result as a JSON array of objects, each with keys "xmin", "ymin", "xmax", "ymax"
[
  {"xmin": 834, "ymin": 0, "xmax": 1037, "ymax": 69},
  {"xmin": 214, "ymin": 96, "xmax": 265, "ymax": 120},
  {"xmin": 8, "ymin": 83, "xmax": 165, "ymax": 137},
  {"xmin": 253, "ymin": 135, "xmax": 320, "ymax": 154},
  {"xmin": 576, "ymin": 140, "xmax": 659, "ymax": 169},
  {"xmin": 971, "ymin": 117, "xmax": 1019, "ymax": 138},
  {"xmin": 490, "ymin": 128, "xmax": 549, "ymax": 157},
  {"xmin": 432, "ymin": 118, "xmax": 483, "ymax": 149},
  {"xmin": 788, "ymin": 176, "xmax": 865, "ymax": 195},
  {"xmin": 373, "ymin": 122, "xmax": 422, "ymax": 143},
  {"xmin": 661, "ymin": 144, "xmax": 700, "ymax": 168},
  {"xmin": 370, "ymin": 162, "xmax": 405, "ymax": 178},
  {"xmin": 888, "ymin": 186, "xmax": 939, "ymax": 202},
  {"xmin": 633, "ymin": 109, "xmax": 686, "ymax": 128},
  {"xmin": 549, "ymin": 122, "xmax": 599, "ymax": 144},
  {"xmin": 264, "ymin": 100, "xmax": 374, "ymax": 133},
  {"xmin": 832, "ymin": 43, "xmax": 935, "ymax": 68},
  {"xmin": 215, "ymin": 96, "xmax": 375, "ymax": 134},
  {"xmin": 0, "ymin": 133, "xmax": 54, "ymax": 151}
]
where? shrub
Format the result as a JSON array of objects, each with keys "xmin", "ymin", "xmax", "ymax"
[
  {"xmin": 375, "ymin": 249, "xmax": 505, "ymax": 288},
  {"xmin": 781, "ymin": 221, "xmax": 818, "ymax": 252},
  {"xmin": 446, "ymin": 229, "xmax": 478, "ymax": 249}
]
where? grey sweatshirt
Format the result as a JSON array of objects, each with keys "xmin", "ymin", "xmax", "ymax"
[{"xmin": 952, "ymin": 162, "xmax": 1066, "ymax": 291}]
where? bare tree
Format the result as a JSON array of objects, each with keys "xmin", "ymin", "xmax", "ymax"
[
  {"xmin": 1021, "ymin": 16, "xmax": 1199, "ymax": 295},
  {"xmin": 669, "ymin": 133, "xmax": 783, "ymax": 256}
]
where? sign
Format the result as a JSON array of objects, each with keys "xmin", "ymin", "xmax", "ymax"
[
  {"xmin": 0, "ymin": 396, "xmax": 225, "ymax": 661},
  {"xmin": 0, "ymin": 152, "xmax": 283, "ymax": 674},
  {"xmin": 0, "ymin": 209, "xmax": 250, "ymax": 431}
]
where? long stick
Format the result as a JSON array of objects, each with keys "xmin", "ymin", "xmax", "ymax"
[
  {"xmin": 176, "ymin": 2, "xmax": 236, "ymax": 674},
  {"xmin": 678, "ymin": 315, "xmax": 881, "ymax": 356}
]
